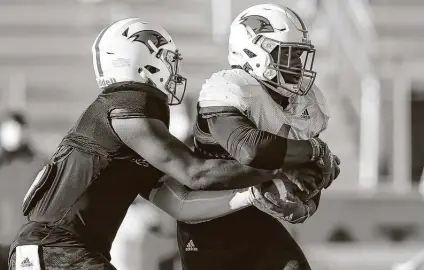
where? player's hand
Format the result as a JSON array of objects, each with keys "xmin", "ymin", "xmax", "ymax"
[
  {"xmin": 308, "ymin": 138, "xmax": 341, "ymax": 190},
  {"xmin": 283, "ymin": 167, "xmax": 318, "ymax": 195},
  {"xmin": 284, "ymin": 165, "xmax": 323, "ymax": 202},
  {"xmin": 265, "ymin": 191, "xmax": 317, "ymax": 224},
  {"xmin": 271, "ymin": 168, "xmax": 317, "ymax": 193},
  {"xmin": 248, "ymin": 180, "xmax": 317, "ymax": 224}
]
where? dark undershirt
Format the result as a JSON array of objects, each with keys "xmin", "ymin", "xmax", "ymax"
[{"xmin": 206, "ymin": 114, "xmax": 288, "ymax": 170}]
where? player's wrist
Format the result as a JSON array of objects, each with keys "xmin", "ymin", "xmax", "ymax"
[
  {"xmin": 247, "ymin": 187, "xmax": 257, "ymax": 205},
  {"xmin": 284, "ymin": 139, "xmax": 315, "ymax": 165},
  {"xmin": 308, "ymin": 138, "xmax": 324, "ymax": 162},
  {"xmin": 229, "ymin": 189, "xmax": 255, "ymax": 209}
]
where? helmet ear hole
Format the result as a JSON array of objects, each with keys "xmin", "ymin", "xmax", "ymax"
[
  {"xmin": 243, "ymin": 49, "xmax": 257, "ymax": 58},
  {"xmin": 144, "ymin": 65, "xmax": 160, "ymax": 74}
]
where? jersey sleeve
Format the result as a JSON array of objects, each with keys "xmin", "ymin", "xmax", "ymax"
[
  {"xmin": 149, "ymin": 175, "xmax": 250, "ymax": 224},
  {"xmin": 205, "ymin": 113, "xmax": 289, "ymax": 169},
  {"xmin": 309, "ymin": 83, "xmax": 330, "ymax": 134},
  {"xmin": 310, "ymin": 84, "xmax": 330, "ymax": 118},
  {"xmin": 107, "ymin": 87, "xmax": 170, "ymax": 126},
  {"xmin": 197, "ymin": 70, "xmax": 254, "ymax": 117}
]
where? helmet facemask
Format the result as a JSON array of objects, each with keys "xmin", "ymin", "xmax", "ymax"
[
  {"xmin": 258, "ymin": 36, "xmax": 316, "ymax": 96},
  {"xmin": 141, "ymin": 45, "xmax": 187, "ymax": 105},
  {"xmin": 155, "ymin": 48, "xmax": 187, "ymax": 105},
  {"xmin": 228, "ymin": 4, "xmax": 318, "ymax": 97}
]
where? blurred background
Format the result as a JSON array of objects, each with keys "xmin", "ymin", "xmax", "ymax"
[{"xmin": 0, "ymin": 0, "xmax": 423, "ymax": 269}]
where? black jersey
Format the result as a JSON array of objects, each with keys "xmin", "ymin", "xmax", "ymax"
[{"xmin": 11, "ymin": 82, "xmax": 169, "ymax": 260}]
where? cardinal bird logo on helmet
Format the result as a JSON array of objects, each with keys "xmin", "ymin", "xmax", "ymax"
[
  {"xmin": 239, "ymin": 14, "xmax": 276, "ymax": 34},
  {"xmin": 123, "ymin": 28, "xmax": 169, "ymax": 53}
]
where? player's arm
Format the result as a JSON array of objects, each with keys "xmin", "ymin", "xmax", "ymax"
[
  {"xmin": 191, "ymin": 165, "xmax": 322, "ymax": 222},
  {"xmin": 205, "ymin": 112, "xmax": 340, "ymax": 191},
  {"xmin": 204, "ymin": 110, "xmax": 314, "ymax": 170},
  {"xmin": 149, "ymin": 175, "xmax": 251, "ymax": 223},
  {"xmin": 112, "ymin": 117, "xmax": 280, "ymax": 190},
  {"xmin": 149, "ymin": 175, "xmax": 315, "ymax": 224}
]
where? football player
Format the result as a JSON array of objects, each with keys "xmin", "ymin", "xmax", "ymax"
[
  {"xmin": 151, "ymin": 4, "xmax": 341, "ymax": 270},
  {"xmin": 8, "ymin": 18, "xmax": 331, "ymax": 269}
]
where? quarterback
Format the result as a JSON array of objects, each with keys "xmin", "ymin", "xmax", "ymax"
[
  {"xmin": 151, "ymin": 4, "xmax": 340, "ymax": 270},
  {"xmin": 8, "ymin": 18, "xmax": 333, "ymax": 269}
]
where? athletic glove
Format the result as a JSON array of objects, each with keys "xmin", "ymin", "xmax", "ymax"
[
  {"xmin": 308, "ymin": 137, "xmax": 341, "ymax": 190},
  {"xmin": 247, "ymin": 178, "xmax": 317, "ymax": 224}
]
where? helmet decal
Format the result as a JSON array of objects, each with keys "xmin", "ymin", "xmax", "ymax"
[
  {"xmin": 240, "ymin": 14, "xmax": 280, "ymax": 34},
  {"xmin": 93, "ymin": 25, "xmax": 112, "ymax": 77},
  {"xmin": 124, "ymin": 29, "xmax": 169, "ymax": 53}
]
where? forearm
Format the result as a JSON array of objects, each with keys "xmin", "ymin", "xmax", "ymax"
[
  {"xmin": 239, "ymin": 133, "xmax": 313, "ymax": 169},
  {"xmin": 191, "ymin": 159, "xmax": 279, "ymax": 190},
  {"xmin": 112, "ymin": 117, "xmax": 274, "ymax": 191},
  {"xmin": 284, "ymin": 140, "xmax": 314, "ymax": 166},
  {"xmin": 207, "ymin": 115, "xmax": 313, "ymax": 170},
  {"xmin": 149, "ymin": 176, "xmax": 251, "ymax": 223}
]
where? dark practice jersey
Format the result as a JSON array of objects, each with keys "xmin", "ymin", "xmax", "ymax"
[{"xmin": 11, "ymin": 82, "xmax": 169, "ymax": 260}]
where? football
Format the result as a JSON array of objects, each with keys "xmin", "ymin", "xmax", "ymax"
[
  {"xmin": 261, "ymin": 177, "xmax": 298, "ymax": 199},
  {"xmin": 262, "ymin": 178, "xmax": 319, "ymax": 202},
  {"xmin": 262, "ymin": 163, "xmax": 323, "ymax": 202}
]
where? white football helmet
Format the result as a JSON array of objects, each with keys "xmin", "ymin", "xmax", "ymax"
[
  {"xmin": 228, "ymin": 4, "xmax": 316, "ymax": 96},
  {"xmin": 92, "ymin": 18, "xmax": 187, "ymax": 105}
]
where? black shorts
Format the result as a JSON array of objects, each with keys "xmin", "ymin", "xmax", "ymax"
[
  {"xmin": 177, "ymin": 225, "xmax": 311, "ymax": 270},
  {"xmin": 9, "ymin": 246, "xmax": 116, "ymax": 270},
  {"xmin": 0, "ymin": 244, "xmax": 9, "ymax": 270}
]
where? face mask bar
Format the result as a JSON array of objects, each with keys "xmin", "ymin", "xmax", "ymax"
[
  {"xmin": 259, "ymin": 37, "xmax": 316, "ymax": 96},
  {"xmin": 159, "ymin": 49, "xmax": 187, "ymax": 105}
]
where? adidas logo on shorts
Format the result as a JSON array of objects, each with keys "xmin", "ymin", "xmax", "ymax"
[
  {"xmin": 185, "ymin": 240, "xmax": 198, "ymax": 251},
  {"xmin": 20, "ymin": 257, "xmax": 34, "ymax": 268}
]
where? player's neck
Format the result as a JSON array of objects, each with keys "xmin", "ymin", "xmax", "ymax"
[{"xmin": 263, "ymin": 86, "xmax": 290, "ymax": 109}]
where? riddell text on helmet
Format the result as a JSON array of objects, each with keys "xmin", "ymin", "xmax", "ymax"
[{"xmin": 97, "ymin": 78, "xmax": 117, "ymax": 87}]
